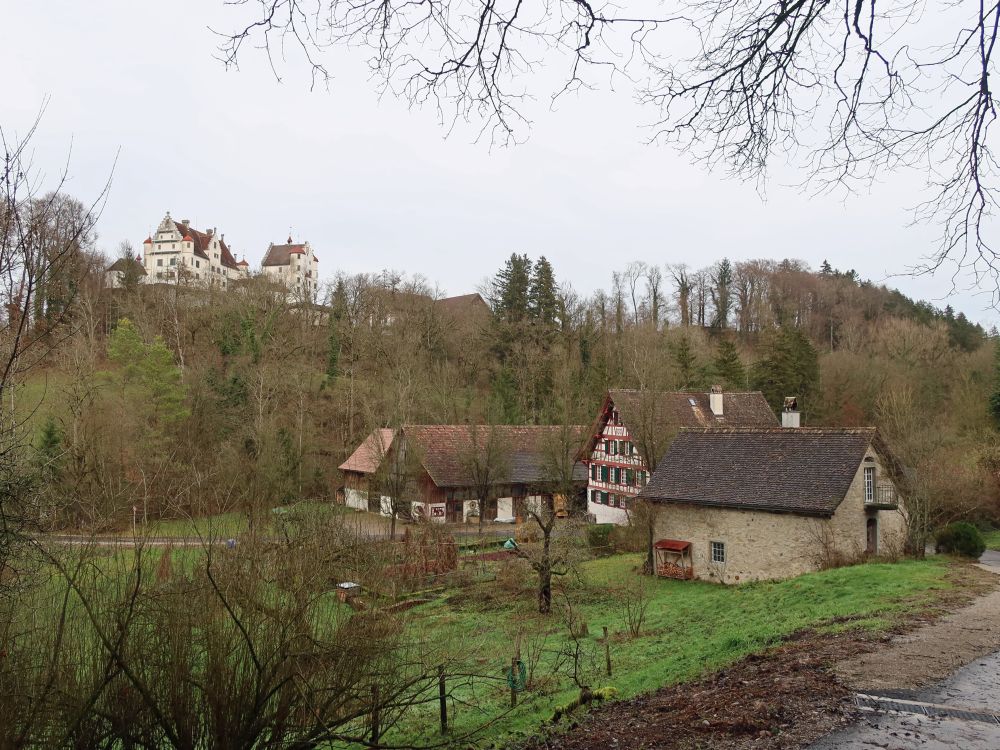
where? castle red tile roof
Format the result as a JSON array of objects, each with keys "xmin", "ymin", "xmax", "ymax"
[{"xmin": 262, "ymin": 242, "xmax": 309, "ymax": 267}]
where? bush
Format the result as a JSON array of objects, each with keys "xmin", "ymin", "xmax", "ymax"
[
  {"xmin": 586, "ymin": 524, "xmax": 614, "ymax": 556},
  {"xmin": 935, "ymin": 522, "xmax": 986, "ymax": 558}
]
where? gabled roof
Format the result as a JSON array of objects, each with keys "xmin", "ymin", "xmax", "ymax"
[
  {"xmin": 434, "ymin": 293, "xmax": 490, "ymax": 314},
  {"xmin": 262, "ymin": 242, "xmax": 310, "ymax": 267},
  {"xmin": 403, "ymin": 425, "xmax": 589, "ymax": 487},
  {"xmin": 106, "ymin": 257, "xmax": 146, "ymax": 275},
  {"xmin": 582, "ymin": 389, "xmax": 777, "ymax": 457},
  {"xmin": 637, "ymin": 427, "xmax": 893, "ymax": 516},
  {"xmin": 339, "ymin": 429, "xmax": 395, "ymax": 474},
  {"xmin": 154, "ymin": 214, "xmax": 239, "ymax": 270}
]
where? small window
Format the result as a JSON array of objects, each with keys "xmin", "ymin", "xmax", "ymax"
[
  {"xmin": 591, "ymin": 489, "xmax": 599, "ymax": 504},
  {"xmin": 613, "ymin": 467, "xmax": 621, "ymax": 484},
  {"xmin": 156, "ymin": 259, "xmax": 163, "ymax": 267},
  {"xmin": 626, "ymin": 469, "xmax": 635, "ymax": 486},
  {"xmin": 864, "ymin": 466, "xmax": 875, "ymax": 502},
  {"xmin": 604, "ymin": 439, "xmax": 611, "ymax": 454},
  {"xmin": 602, "ymin": 491, "xmax": 609, "ymax": 504},
  {"xmin": 169, "ymin": 257, "xmax": 176, "ymax": 266},
  {"xmin": 600, "ymin": 466, "xmax": 609, "ymax": 482},
  {"xmin": 711, "ymin": 541, "xmax": 726, "ymax": 564},
  {"xmin": 195, "ymin": 260, "xmax": 200, "ymax": 268},
  {"xmin": 590, "ymin": 465, "xmax": 598, "ymax": 481}
]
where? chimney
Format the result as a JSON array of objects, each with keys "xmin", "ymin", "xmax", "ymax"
[
  {"xmin": 181, "ymin": 219, "xmax": 190, "ymax": 228},
  {"xmin": 782, "ymin": 396, "xmax": 800, "ymax": 428},
  {"xmin": 709, "ymin": 385, "xmax": 724, "ymax": 417}
]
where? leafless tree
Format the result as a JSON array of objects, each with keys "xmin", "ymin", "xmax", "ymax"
[
  {"xmin": 0, "ymin": 108, "xmax": 111, "ymax": 590},
  {"xmin": 219, "ymin": 0, "xmax": 1000, "ymax": 290}
]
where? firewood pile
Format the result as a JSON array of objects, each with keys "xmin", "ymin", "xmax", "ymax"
[{"xmin": 657, "ymin": 561, "xmax": 693, "ymax": 580}]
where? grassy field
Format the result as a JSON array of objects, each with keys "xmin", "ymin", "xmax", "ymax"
[
  {"xmin": 384, "ymin": 554, "xmax": 960, "ymax": 748},
  {"xmin": 984, "ymin": 529, "xmax": 1000, "ymax": 551},
  {"xmin": 21, "ymin": 541, "xmax": 966, "ymax": 748}
]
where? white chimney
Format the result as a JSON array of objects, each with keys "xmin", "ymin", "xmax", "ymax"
[
  {"xmin": 709, "ymin": 385, "xmax": 724, "ymax": 417},
  {"xmin": 782, "ymin": 396, "xmax": 800, "ymax": 428}
]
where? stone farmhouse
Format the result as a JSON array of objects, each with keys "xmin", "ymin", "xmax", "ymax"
[
  {"xmin": 637, "ymin": 427, "xmax": 908, "ymax": 583},
  {"xmin": 581, "ymin": 388, "xmax": 777, "ymax": 524},
  {"xmin": 261, "ymin": 237, "xmax": 319, "ymax": 300},
  {"xmin": 339, "ymin": 425, "xmax": 587, "ymax": 523}
]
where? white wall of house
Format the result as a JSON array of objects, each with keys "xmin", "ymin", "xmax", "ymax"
[{"xmin": 586, "ymin": 406, "xmax": 650, "ymax": 524}]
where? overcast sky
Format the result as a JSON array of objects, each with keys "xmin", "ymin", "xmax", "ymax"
[{"xmin": 3, "ymin": 1, "xmax": 995, "ymax": 327}]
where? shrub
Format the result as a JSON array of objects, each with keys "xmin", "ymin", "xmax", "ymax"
[
  {"xmin": 587, "ymin": 524, "xmax": 614, "ymax": 556},
  {"xmin": 935, "ymin": 522, "xmax": 986, "ymax": 558}
]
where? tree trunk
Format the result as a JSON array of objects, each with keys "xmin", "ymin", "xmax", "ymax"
[{"xmin": 537, "ymin": 565, "xmax": 552, "ymax": 614}]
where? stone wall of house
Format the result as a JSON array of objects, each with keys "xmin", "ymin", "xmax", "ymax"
[{"xmin": 652, "ymin": 448, "xmax": 908, "ymax": 584}]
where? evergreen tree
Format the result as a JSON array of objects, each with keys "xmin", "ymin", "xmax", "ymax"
[
  {"xmin": 819, "ymin": 259, "xmax": 833, "ymax": 275},
  {"xmin": 528, "ymin": 255, "xmax": 559, "ymax": 327},
  {"xmin": 108, "ymin": 318, "xmax": 189, "ymax": 426},
  {"xmin": 710, "ymin": 258, "xmax": 733, "ymax": 329},
  {"xmin": 990, "ymin": 338, "xmax": 1000, "ymax": 429},
  {"xmin": 751, "ymin": 326, "xmax": 819, "ymax": 415},
  {"xmin": 712, "ymin": 338, "xmax": 746, "ymax": 389},
  {"xmin": 672, "ymin": 334, "xmax": 699, "ymax": 388},
  {"xmin": 35, "ymin": 416, "xmax": 63, "ymax": 481},
  {"xmin": 490, "ymin": 253, "xmax": 532, "ymax": 323}
]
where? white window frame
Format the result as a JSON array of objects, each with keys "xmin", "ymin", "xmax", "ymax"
[
  {"xmin": 710, "ymin": 541, "xmax": 726, "ymax": 564},
  {"xmin": 864, "ymin": 466, "xmax": 875, "ymax": 503}
]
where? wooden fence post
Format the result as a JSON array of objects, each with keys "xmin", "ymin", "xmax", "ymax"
[
  {"xmin": 438, "ymin": 665, "xmax": 448, "ymax": 734},
  {"xmin": 603, "ymin": 626, "xmax": 612, "ymax": 677}
]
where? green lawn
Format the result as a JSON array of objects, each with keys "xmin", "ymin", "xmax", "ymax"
[
  {"xmin": 122, "ymin": 501, "xmax": 345, "ymax": 539},
  {"xmin": 984, "ymin": 529, "xmax": 1000, "ymax": 551},
  {"xmin": 18, "ymin": 543, "xmax": 965, "ymax": 748},
  {"xmin": 385, "ymin": 554, "xmax": 959, "ymax": 748}
]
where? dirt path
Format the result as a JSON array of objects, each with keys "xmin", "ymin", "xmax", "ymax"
[
  {"xmin": 523, "ymin": 561, "xmax": 999, "ymax": 750},
  {"xmin": 835, "ymin": 562, "xmax": 1000, "ymax": 692}
]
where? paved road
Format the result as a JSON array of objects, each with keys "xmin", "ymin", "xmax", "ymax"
[
  {"xmin": 810, "ymin": 651, "xmax": 1000, "ymax": 749},
  {"xmin": 811, "ymin": 550, "xmax": 1000, "ymax": 749},
  {"xmin": 979, "ymin": 549, "xmax": 1000, "ymax": 568}
]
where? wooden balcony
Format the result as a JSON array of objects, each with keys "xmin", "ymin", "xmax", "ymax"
[{"xmin": 865, "ymin": 482, "xmax": 899, "ymax": 509}]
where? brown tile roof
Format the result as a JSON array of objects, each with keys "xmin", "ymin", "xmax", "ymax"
[
  {"xmin": 162, "ymin": 217, "xmax": 239, "ymax": 270},
  {"xmin": 262, "ymin": 242, "xmax": 308, "ymax": 267},
  {"xmin": 434, "ymin": 293, "xmax": 490, "ymax": 314},
  {"xmin": 339, "ymin": 429, "xmax": 395, "ymax": 474},
  {"xmin": 403, "ymin": 424, "xmax": 589, "ymax": 488},
  {"xmin": 637, "ymin": 427, "xmax": 888, "ymax": 516},
  {"xmin": 583, "ymin": 389, "xmax": 777, "ymax": 458},
  {"xmin": 106, "ymin": 258, "xmax": 146, "ymax": 275}
]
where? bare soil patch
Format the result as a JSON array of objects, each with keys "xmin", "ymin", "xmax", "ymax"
[{"xmin": 522, "ymin": 562, "xmax": 997, "ymax": 750}]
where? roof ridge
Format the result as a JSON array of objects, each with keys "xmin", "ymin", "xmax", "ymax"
[{"xmin": 677, "ymin": 426, "xmax": 876, "ymax": 434}]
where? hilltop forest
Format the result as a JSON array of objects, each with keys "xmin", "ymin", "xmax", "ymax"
[{"xmin": 10, "ymin": 196, "xmax": 999, "ymax": 534}]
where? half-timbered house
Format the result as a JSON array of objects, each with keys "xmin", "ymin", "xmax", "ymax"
[{"xmin": 582, "ymin": 388, "xmax": 777, "ymax": 524}]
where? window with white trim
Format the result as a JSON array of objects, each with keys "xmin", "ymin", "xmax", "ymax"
[
  {"xmin": 710, "ymin": 541, "xmax": 726, "ymax": 564},
  {"xmin": 864, "ymin": 466, "xmax": 875, "ymax": 502}
]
